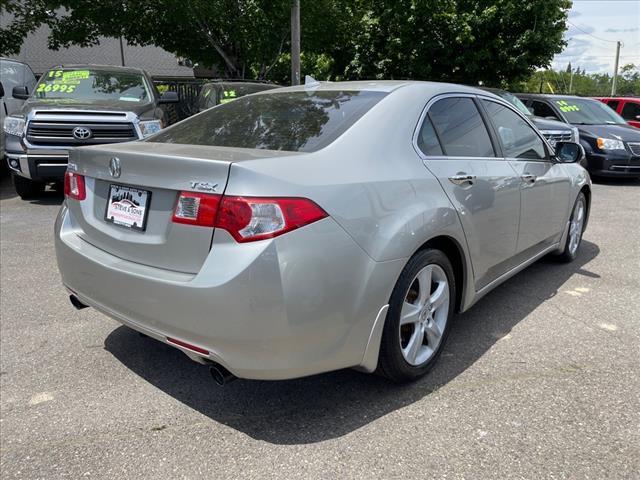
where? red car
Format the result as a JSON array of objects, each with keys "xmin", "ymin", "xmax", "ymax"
[{"xmin": 595, "ymin": 97, "xmax": 640, "ymax": 128}]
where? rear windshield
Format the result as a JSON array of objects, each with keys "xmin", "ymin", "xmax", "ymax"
[{"xmin": 150, "ymin": 90, "xmax": 386, "ymax": 152}]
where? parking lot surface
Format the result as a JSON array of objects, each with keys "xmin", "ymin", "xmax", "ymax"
[{"xmin": 1, "ymin": 176, "xmax": 639, "ymax": 479}]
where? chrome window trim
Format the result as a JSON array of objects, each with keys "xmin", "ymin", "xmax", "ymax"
[
  {"xmin": 412, "ymin": 92, "xmax": 500, "ymax": 161},
  {"xmin": 412, "ymin": 92, "xmax": 556, "ymax": 162}
]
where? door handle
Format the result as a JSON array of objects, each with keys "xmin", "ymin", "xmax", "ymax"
[
  {"xmin": 521, "ymin": 173, "xmax": 537, "ymax": 184},
  {"xmin": 448, "ymin": 174, "xmax": 476, "ymax": 186}
]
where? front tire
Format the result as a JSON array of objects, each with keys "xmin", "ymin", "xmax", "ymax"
[
  {"xmin": 557, "ymin": 192, "xmax": 587, "ymax": 263},
  {"xmin": 377, "ymin": 249, "xmax": 456, "ymax": 383},
  {"xmin": 12, "ymin": 174, "xmax": 45, "ymax": 200}
]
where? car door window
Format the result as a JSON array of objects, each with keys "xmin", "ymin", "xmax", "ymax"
[
  {"xmin": 482, "ymin": 100, "xmax": 547, "ymax": 160},
  {"xmin": 531, "ymin": 101, "xmax": 561, "ymax": 120},
  {"xmin": 621, "ymin": 101, "xmax": 640, "ymax": 121},
  {"xmin": 427, "ymin": 97, "xmax": 495, "ymax": 157}
]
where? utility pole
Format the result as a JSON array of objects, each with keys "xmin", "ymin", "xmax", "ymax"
[
  {"xmin": 118, "ymin": 37, "xmax": 126, "ymax": 67},
  {"xmin": 291, "ymin": 0, "xmax": 301, "ymax": 85},
  {"xmin": 569, "ymin": 68, "xmax": 574, "ymax": 94},
  {"xmin": 611, "ymin": 41, "xmax": 621, "ymax": 96}
]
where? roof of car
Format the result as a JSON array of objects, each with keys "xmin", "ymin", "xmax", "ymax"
[
  {"xmin": 271, "ymin": 80, "xmax": 493, "ymax": 96},
  {"xmin": 515, "ymin": 93, "xmax": 594, "ymax": 100},
  {"xmin": 0, "ymin": 57, "xmax": 31, "ymax": 66},
  {"xmin": 48, "ymin": 64, "xmax": 148, "ymax": 75},
  {"xmin": 595, "ymin": 96, "xmax": 640, "ymax": 101}
]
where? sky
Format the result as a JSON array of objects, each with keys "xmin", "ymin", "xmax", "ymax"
[{"xmin": 551, "ymin": 0, "xmax": 640, "ymax": 74}]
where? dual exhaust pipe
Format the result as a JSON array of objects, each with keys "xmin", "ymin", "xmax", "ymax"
[{"xmin": 69, "ymin": 294, "xmax": 237, "ymax": 386}]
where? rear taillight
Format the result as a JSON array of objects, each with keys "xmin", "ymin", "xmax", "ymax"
[
  {"xmin": 216, "ymin": 196, "xmax": 328, "ymax": 242},
  {"xmin": 172, "ymin": 191, "xmax": 221, "ymax": 226},
  {"xmin": 64, "ymin": 171, "xmax": 86, "ymax": 200},
  {"xmin": 171, "ymin": 192, "xmax": 328, "ymax": 242}
]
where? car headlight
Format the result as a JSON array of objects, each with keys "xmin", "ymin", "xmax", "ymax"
[
  {"xmin": 3, "ymin": 116, "xmax": 25, "ymax": 137},
  {"xmin": 138, "ymin": 119, "xmax": 163, "ymax": 138},
  {"xmin": 571, "ymin": 127, "xmax": 580, "ymax": 143},
  {"xmin": 596, "ymin": 137, "xmax": 625, "ymax": 151}
]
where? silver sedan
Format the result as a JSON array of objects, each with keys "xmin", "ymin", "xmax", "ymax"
[{"xmin": 55, "ymin": 81, "xmax": 590, "ymax": 384}]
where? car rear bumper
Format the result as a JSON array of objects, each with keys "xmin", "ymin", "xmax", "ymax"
[{"xmin": 55, "ymin": 204, "xmax": 404, "ymax": 380}]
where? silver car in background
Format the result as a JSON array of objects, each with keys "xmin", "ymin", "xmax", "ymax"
[{"xmin": 55, "ymin": 81, "xmax": 590, "ymax": 384}]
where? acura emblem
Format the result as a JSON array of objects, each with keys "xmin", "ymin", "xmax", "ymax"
[
  {"xmin": 72, "ymin": 126, "xmax": 92, "ymax": 140},
  {"xmin": 109, "ymin": 157, "xmax": 121, "ymax": 178}
]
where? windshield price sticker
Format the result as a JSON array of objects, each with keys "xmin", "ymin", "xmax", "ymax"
[
  {"xmin": 37, "ymin": 83, "xmax": 78, "ymax": 93},
  {"xmin": 220, "ymin": 89, "xmax": 238, "ymax": 104},
  {"xmin": 556, "ymin": 100, "xmax": 580, "ymax": 112},
  {"xmin": 47, "ymin": 69, "xmax": 90, "ymax": 81},
  {"xmin": 37, "ymin": 70, "xmax": 91, "ymax": 94}
]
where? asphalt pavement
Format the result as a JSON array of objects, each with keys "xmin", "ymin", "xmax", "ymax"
[{"xmin": 1, "ymin": 176, "xmax": 639, "ymax": 479}]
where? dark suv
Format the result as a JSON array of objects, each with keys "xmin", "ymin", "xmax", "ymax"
[
  {"xmin": 3, "ymin": 64, "xmax": 178, "ymax": 199},
  {"xmin": 517, "ymin": 94, "xmax": 640, "ymax": 178}
]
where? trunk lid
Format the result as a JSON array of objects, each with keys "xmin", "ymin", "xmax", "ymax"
[{"xmin": 67, "ymin": 142, "xmax": 285, "ymax": 273}]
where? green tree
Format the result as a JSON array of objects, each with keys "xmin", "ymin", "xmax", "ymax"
[
  {"xmin": 1, "ymin": 0, "xmax": 572, "ymax": 86},
  {"xmin": 512, "ymin": 64, "xmax": 639, "ymax": 96},
  {"xmin": 0, "ymin": 0, "xmax": 352, "ymax": 80},
  {"xmin": 343, "ymin": 0, "xmax": 571, "ymax": 85}
]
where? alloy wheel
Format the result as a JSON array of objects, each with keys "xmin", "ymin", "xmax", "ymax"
[
  {"xmin": 399, "ymin": 264, "xmax": 450, "ymax": 366},
  {"xmin": 569, "ymin": 198, "xmax": 586, "ymax": 256}
]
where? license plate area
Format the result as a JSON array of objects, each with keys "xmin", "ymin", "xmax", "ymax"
[{"xmin": 104, "ymin": 184, "xmax": 151, "ymax": 231}]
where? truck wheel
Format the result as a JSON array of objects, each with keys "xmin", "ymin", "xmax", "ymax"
[{"xmin": 13, "ymin": 174, "xmax": 45, "ymax": 200}]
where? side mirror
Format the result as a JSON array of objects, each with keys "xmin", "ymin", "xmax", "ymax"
[
  {"xmin": 159, "ymin": 91, "xmax": 179, "ymax": 104},
  {"xmin": 554, "ymin": 141, "xmax": 584, "ymax": 163},
  {"xmin": 12, "ymin": 86, "xmax": 30, "ymax": 100}
]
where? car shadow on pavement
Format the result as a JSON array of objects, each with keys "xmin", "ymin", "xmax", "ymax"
[{"xmin": 104, "ymin": 240, "xmax": 600, "ymax": 445}]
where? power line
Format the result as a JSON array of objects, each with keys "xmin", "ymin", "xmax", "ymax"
[{"xmin": 567, "ymin": 20, "xmax": 621, "ymax": 44}]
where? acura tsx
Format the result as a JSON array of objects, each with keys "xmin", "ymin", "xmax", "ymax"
[{"xmin": 55, "ymin": 81, "xmax": 590, "ymax": 383}]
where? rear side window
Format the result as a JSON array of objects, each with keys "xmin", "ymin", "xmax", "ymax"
[
  {"xmin": 426, "ymin": 97, "xmax": 495, "ymax": 157},
  {"xmin": 416, "ymin": 117, "xmax": 444, "ymax": 155},
  {"xmin": 482, "ymin": 100, "xmax": 547, "ymax": 160},
  {"xmin": 621, "ymin": 101, "xmax": 640, "ymax": 121},
  {"xmin": 531, "ymin": 101, "xmax": 561, "ymax": 120},
  {"xmin": 150, "ymin": 90, "xmax": 386, "ymax": 152}
]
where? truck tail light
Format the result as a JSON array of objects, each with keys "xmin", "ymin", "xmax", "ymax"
[
  {"xmin": 172, "ymin": 191, "xmax": 221, "ymax": 226},
  {"xmin": 64, "ymin": 171, "xmax": 86, "ymax": 200},
  {"xmin": 171, "ymin": 192, "xmax": 328, "ymax": 242}
]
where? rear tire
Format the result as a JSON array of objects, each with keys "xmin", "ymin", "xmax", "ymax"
[
  {"xmin": 557, "ymin": 192, "xmax": 587, "ymax": 263},
  {"xmin": 13, "ymin": 174, "xmax": 45, "ymax": 200},
  {"xmin": 377, "ymin": 249, "xmax": 456, "ymax": 383}
]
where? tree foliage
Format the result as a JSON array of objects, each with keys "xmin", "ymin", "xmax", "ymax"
[
  {"xmin": 1, "ymin": 0, "xmax": 571, "ymax": 86},
  {"xmin": 513, "ymin": 64, "xmax": 640, "ymax": 96}
]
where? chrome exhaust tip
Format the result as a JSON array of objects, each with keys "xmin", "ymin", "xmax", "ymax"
[{"xmin": 209, "ymin": 364, "xmax": 236, "ymax": 386}]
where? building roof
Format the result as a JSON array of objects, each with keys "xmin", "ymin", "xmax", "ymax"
[{"xmin": 5, "ymin": 23, "xmax": 194, "ymax": 78}]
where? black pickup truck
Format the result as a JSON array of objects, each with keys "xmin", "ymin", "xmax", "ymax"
[{"xmin": 3, "ymin": 64, "xmax": 178, "ymax": 199}]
